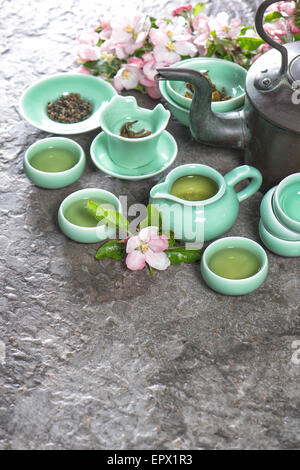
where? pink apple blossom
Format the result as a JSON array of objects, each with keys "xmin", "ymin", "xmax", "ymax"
[
  {"xmin": 278, "ymin": 1, "xmax": 296, "ymax": 16},
  {"xmin": 77, "ymin": 30, "xmax": 99, "ymax": 46},
  {"xmin": 142, "ymin": 52, "xmax": 160, "ymax": 81},
  {"xmin": 150, "ymin": 17, "xmax": 197, "ymax": 65},
  {"xmin": 77, "ymin": 43, "xmax": 101, "ymax": 61},
  {"xmin": 110, "ymin": 11, "xmax": 151, "ymax": 59},
  {"xmin": 209, "ymin": 12, "xmax": 241, "ymax": 39},
  {"xmin": 288, "ymin": 17, "xmax": 300, "ymax": 34},
  {"xmin": 171, "ymin": 5, "xmax": 193, "ymax": 17},
  {"xmin": 264, "ymin": 18, "xmax": 288, "ymax": 39},
  {"xmin": 113, "ymin": 64, "xmax": 142, "ymax": 91},
  {"xmin": 147, "ymin": 85, "xmax": 161, "ymax": 99},
  {"xmin": 78, "ymin": 66, "xmax": 90, "ymax": 74},
  {"xmin": 193, "ymin": 14, "xmax": 211, "ymax": 47},
  {"xmin": 98, "ymin": 18, "xmax": 113, "ymax": 40},
  {"xmin": 126, "ymin": 227, "xmax": 170, "ymax": 271},
  {"xmin": 128, "ymin": 57, "xmax": 144, "ymax": 68}
]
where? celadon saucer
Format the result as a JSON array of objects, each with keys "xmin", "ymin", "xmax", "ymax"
[
  {"xmin": 90, "ymin": 130, "xmax": 178, "ymax": 181},
  {"xmin": 19, "ymin": 73, "xmax": 116, "ymax": 135}
]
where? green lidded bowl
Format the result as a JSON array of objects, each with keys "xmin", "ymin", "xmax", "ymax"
[
  {"xmin": 200, "ymin": 237, "xmax": 269, "ymax": 296},
  {"xmin": 259, "ymin": 220, "xmax": 300, "ymax": 257},
  {"xmin": 58, "ymin": 188, "xmax": 122, "ymax": 243},
  {"xmin": 163, "ymin": 57, "xmax": 246, "ymax": 112},
  {"xmin": 23, "ymin": 137, "xmax": 85, "ymax": 189},
  {"xmin": 19, "ymin": 73, "xmax": 117, "ymax": 134}
]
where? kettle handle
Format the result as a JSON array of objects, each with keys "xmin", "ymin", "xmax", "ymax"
[
  {"xmin": 255, "ymin": 0, "xmax": 288, "ymax": 76},
  {"xmin": 224, "ymin": 165, "xmax": 263, "ymax": 203}
]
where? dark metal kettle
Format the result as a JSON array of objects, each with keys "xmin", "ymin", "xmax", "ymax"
[{"xmin": 156, "ymin": 0, "xmax": 300, "ymax": 191}]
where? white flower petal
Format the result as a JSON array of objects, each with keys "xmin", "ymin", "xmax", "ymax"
[
  {"xmin": 145, "ymin": 249, "xmax": 171, "ymax": 271},
  {"xmin": 139, "ymin": 226, "xmax": 159, "ymax": 243}
]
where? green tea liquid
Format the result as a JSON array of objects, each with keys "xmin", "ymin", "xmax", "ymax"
[
  {"xmin": 170, "ymin": 175, "xmax": 219, "ymax": 201},
  {"xmin": 30, "ymin": 147, "xmax": 79, "ymax": 172},
  {"xmin": 280, "ymin": 183, "xmax": 300, "ymax": 222},
  {"xmin": 208, "ymin": 247, "xmax": 261, "ymax": 280},
  {"xmin": 64, "ymin": 198, "xmax": 107, "ymax": 228}
]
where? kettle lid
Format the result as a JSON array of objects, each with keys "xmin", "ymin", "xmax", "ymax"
[{"xmin": 247, "ymin": 0, "xmax": 300, "ymax": 133}]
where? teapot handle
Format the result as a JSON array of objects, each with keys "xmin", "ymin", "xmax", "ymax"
[
  {"xmin": 255, "ymin": 0, "xmax": 288, "ymax": 76},
  {"xmin": 224, "ymin": 165, "xmax": 263, "ymax": 203}
]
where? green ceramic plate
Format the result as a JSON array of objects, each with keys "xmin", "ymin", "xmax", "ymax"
[
  {"xmin": 90, "ymin": 130, "xmax": 177, "ymax": 180},
  {"xmin": 259, "ymin": 220, "xmax": 300, "ymax": 257},
  {"xmin": 19, "ymin": 73, "xmax": 117, "ymax": 135},
  {"xmin": 167, "ymin": 57, "xmax": 246, "ymax": 112}
]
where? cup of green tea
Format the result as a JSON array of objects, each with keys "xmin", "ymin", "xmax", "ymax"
[
  {"xmin": 200, "ymin": 237, "xmax": 269, "ymax": 295},
  {"xmin": 273, "ymin": 173, "xmax": 300, "ymax": 233},
  {"xmin": 58, "ymin": 188, "xmax": 122, "ymax": 243},
  {"xmin": 23, "ymin": 137, "xmax": 85, "ymax": 189},
  {"xmin": 99, "ymin": 95, "xmax": 170, "ymax": 169}
]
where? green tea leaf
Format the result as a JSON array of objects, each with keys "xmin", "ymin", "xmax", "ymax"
[
  {"xmin": 264, "ymin": 11, "xmax": 282, "ymax": 23},
  {"xmin": 139, "ymin": 205, "xmax": 163, "ymax": 231},
  {"xmin": 95, "ymin": 240, "xmax": 126, "ymax": 260},
  {"xmin": 166, "ymin": 247, "xmax": 202, "ymax": 265},
  {"xmin": 193, "ymin": 2, "xmax": 206, "ymax": 17},
  {"xmin": 237, "ymin": 36, "xmax": 264, "ymax": 51}
]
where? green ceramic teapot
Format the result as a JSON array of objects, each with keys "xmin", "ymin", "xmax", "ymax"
[{"xmin": 149, "ymin": 164, "xmax": 262, "ymax": 242}]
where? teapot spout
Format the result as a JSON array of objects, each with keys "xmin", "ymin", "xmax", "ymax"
[{"xmin": 156, "ymin": 67, "xmax": 246, "ymax": 149}]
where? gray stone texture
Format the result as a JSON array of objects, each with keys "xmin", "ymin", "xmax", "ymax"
[{"xmin": 0, "ymin": 0, "xmax": 299, "ymax": 450}]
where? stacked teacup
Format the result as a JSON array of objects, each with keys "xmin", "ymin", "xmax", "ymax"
[{"xmin": 259, "ymin": 173, "xmax": 300, "ymax": 257}]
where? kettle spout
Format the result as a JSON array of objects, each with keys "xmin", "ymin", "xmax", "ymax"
[{"xmin": 156, "ymin": 67, "xmax": 246, "ymax": 149}]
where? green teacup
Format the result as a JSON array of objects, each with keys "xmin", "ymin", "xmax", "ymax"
[
  {"xmin": 99, "ymin": 95, "xmax": 170, "ymax": 169},
  {"xmin": 259, "ymin": 220, "xmax": 300, "ymax": 257},
  {"xmin": 260, "ymin": 186, "xmax": 300, "ymax": 241},
  {"xmin": 58, "ymin": 188, "xmax": 122, "ymax": 243},
  {"xmin": 201, "ymin": 237, "xmax": 269, "ymax": 296},
  {"xmin": 149, "ymin": 164, "xmax": 262, "ymax": 242},
  {"xmin": 23, "ymin": 137, "xmax": 85, "ymax": 189},
  {"xmin": 273, "ymin": 173, "xmax": 300, "ymax": 233}
]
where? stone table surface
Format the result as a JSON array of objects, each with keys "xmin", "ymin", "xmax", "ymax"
[{"xmin": 0, "ymin": 0, "xmax": 300, "ymax": 450}]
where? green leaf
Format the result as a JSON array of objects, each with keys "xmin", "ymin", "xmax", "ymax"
[
  {"xmin": 237, "ymin": 36, "xmax": 264, "ymax": 51},
  {"xmin": 193, "ymin": 2, "xmax": 206, "ymax": 17},
  {"xmin": 83, "ymin": 60, "xmax": 100, "ymax": 69},
  {"xmin": 264, "ymin": 11, "xmax": 282, "ymax": 23},
  {"xmin": 135, "ymin": 83, "xmax": 147, "ymax": 94},
  {"xmin": 139, "ymin": 205, "xmax": 163, "ymax": 231},
  {"xmin": 240, "ymin": 25, "xmax": 254, "ymax": 35},
  {"xmin": 87, "ymin": 200, "xmax": 130, "ymax": 234},
  {"xmin": 165, "ymin": 247, "xmax": 202, "ymax": 265},
  {"xmin": 167, "ymin": 231, "xmax": 175, "ymax": 248},
  {"xmin": 95, "ymin": 241, "xmax": 126, "ymax": 260},
  {"xmin": 150, "ymin": 16, "xmax": 158, "ymax": 28}
]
